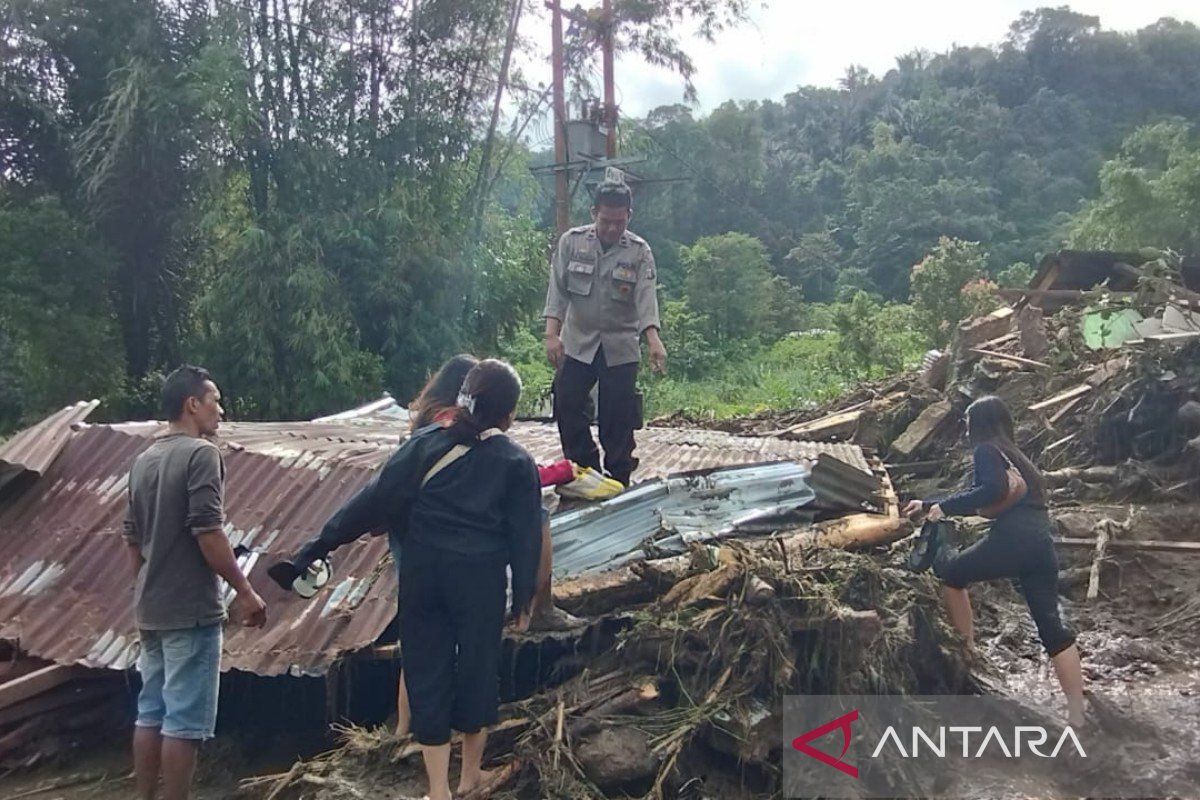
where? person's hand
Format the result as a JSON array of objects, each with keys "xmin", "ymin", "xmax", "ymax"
[
  {"xmin": 926, "ymin": 504, "xmax": 946, "ymax": 523},
  {"xmin": 902, "ymin": 499, "xmax": 924, "ymax": 519},
  {"xmin": 648, "ymin": 338, "xmax": 667, "ymax": 375},
  {"xmin": 231, "ymin": 587, "xmax": 267, "ymax": 627},
  {"xmin": 545, "ymin": 334, "xmax": 565, "ymax": 370}
]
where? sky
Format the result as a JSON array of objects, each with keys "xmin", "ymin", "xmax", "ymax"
[{"xmin": 515, "ymin": 0, "xmax": 1199, "ymax": 136}]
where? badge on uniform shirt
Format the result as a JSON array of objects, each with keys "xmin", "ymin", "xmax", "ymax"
[{"xmin": 613, "ymin": 264, "xmax": 637, "ymax": 297}]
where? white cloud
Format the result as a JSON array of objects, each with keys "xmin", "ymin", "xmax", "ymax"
[{"xmin": 517, "ymin": 0, "xmax": 1200, "ymax": 119}]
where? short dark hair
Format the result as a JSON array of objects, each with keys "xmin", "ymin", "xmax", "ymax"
[
  {"xmin": 446, "ymin": 359, "xmax": 522, "ymax": 442},
  {"xmin": 592, "ymin": 181, "xmax": 631, "ymax": 210},
  {"xmin": 162, "ymin": 365, "xmax": 213, "ymax": 421},
  {"xmin": 410, "ymin": 354, "xmax": 479, "ymax": 430}
]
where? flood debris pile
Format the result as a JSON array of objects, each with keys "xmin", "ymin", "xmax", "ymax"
[
  {"xmin": 248, "ymin": 543, "xmax": 978, "ymax": 799},
  {"xmin": 659, "ymin": 251, "xmax": 1200, "ymax": 511},
  {"xmin": 242, "ymin": 250, "xmax": 1200, "ymax": 799},
  {"xmin": 506, "ymin": 545, "xmax": 977, "ymax": 799}
]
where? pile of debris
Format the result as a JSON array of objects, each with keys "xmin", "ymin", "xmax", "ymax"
[
  {"xmin": 240, "ymin": 251, "xmax": 1200, "ymax": 799},
  {"xmin": 0, "ymin": 648, "xmax": 126, "ymax": 769},
  {"xmin": 246, "ymin": 540, "xmax": 976, "ymax": 799},
  {"xmin": 663, "ymin": 252, "xmax": 1200, "ymax": 510}
]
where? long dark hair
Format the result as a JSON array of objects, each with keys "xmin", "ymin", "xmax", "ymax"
[
  {"xmin": 966, "ymin": 395, "xmax": 1046, "ymax": 505},
  {"xmin": 445, "ymin": 359, "xmax": 522, "ymax": 443},
  {"xmin": 410, "ymin": 354, "xmax": 478, "ymax": 431}
]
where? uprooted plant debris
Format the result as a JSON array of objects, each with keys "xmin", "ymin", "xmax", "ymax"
[{"xmin": 245, "ymin": 543, "xmax": 980, "ymax": 800}]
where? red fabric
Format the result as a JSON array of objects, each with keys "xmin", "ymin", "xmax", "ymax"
[
  {"xmin": 433, "ymin": 408, "xmax": 457, "ymax": 425},
  {"xmin": 538, "ymin": 459, "xmax": 575, "ymax": 487}
]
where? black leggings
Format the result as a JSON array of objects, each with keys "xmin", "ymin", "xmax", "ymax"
[
  {"xmin": 400, "ymin": 545, "xmax": 507, "ymax": 746},
  {"xmin": 933, "ymin": 508, "xmax": 1076, "ymax": 656}
]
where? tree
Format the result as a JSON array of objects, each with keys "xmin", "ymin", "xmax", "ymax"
[
  {"xmin": 785, "ymin": 230, "xmax": 844, "ymax": 302},
  {"xmin": 680, "ymin": 233, "xmax": 774, "ymax": 343},
  {"xmin": 1068, "ymin": 121, "xmax": 1200, "ymax": 254},
  {"xmin": 0, "ymin": 195, "xmax": 126, "ymax": 426},
  {"xmin": 909, "ymin": 236, "xmax": 989, "ymax": 345}
]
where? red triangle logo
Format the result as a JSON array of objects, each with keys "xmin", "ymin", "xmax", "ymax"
[{"xmin": 791, "ymin": 708, "xmax": 860, "ymax": 778}]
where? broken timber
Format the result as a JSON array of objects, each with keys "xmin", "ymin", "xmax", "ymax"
[
  {"xmin": 550, "ymin": 513, "xmax": 909, "ymax": 617},
  {"xmin": 1086, "ymin": 522, "xmax": 1112, "ymax": 600},
  {"xmin": 1056, "ymin": 538, "xmax": 1200, "ymax": 554},
  {"xmin": 969, "ymin": 349, "xmax": 1051, "ymax": 369},
  {"xmin": 889, "ymin": 399, "xmax": 955, "ymax": 459}
]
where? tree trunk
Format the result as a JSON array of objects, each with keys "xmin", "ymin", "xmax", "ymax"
[{"xmin": 469, "ymin": 0, "xmax": 523, "ymax": 237}]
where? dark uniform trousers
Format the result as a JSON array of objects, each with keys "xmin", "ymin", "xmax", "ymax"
[{"xmin": 553, "ymin": 347, "xmax": 639, "ymax": 486}]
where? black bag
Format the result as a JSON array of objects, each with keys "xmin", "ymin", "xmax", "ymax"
[{"xmin": 908, "ymin": 520, "xmax": 954, "ymax": 573}]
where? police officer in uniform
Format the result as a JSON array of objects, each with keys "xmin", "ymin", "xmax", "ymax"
[{"xmin": 543, "ymin": 180, "xmax": 666, "ymax": 487}]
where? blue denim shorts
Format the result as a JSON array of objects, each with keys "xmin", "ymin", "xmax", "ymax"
[{"xmin": 136, "ymin": 624, "xmax": 222, "ymax": 740}]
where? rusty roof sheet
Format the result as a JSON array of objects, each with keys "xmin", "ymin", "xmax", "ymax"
[
  {"xmin": 0, "ymin": 413, "xmax": 871, "ymax": 677},
  {"xmin": 0, "ymin": 401, "xmax": 99, "ymax": 482}
]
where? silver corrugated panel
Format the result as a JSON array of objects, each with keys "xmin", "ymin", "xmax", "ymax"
[{"xmin": 550, "ymin": 461, "xmax": 816, "ymax": 576}]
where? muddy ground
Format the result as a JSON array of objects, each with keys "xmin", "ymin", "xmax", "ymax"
[{"xmin": 2, "ymin": 504, "xmax": 1198, "ymax": 800}]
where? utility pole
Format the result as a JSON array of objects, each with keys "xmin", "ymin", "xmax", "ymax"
[
  {"xmin": 601, "ymin": 0, "xmax": 617, "ymax": 158},
  {"xmin": 550, "ymin": 0, "xmax": 570, "ymax": 236}
]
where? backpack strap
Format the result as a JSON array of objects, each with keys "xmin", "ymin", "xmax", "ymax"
[
  {"xmin": 421, "ymin": 444, "xmax": 471, "ymax": 488},
  {"xmin": 418, "ymin": 429, "xmax": 506, "ymax": 488}
]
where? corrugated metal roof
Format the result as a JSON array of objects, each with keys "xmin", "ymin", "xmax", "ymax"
[
  {"xmin": 0, "ymin": 425, "xmax": 398, "ymax": 677},
  {"xmin": 0, "ymin": 400, "xmax": 99, "ymax": 482},
  {"xmin": 550, "ymin": 461, "xmax": 816, "ymax": 576},
  {"xmin": 0, "ymin": 413, "xmax": 871, "ymax": 677}
]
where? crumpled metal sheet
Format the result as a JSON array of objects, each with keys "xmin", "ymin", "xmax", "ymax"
[{"xmin": 549, "ymin": 461, "xmax": 816, "ymax": 576}]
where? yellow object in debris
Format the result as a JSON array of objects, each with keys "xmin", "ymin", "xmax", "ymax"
[{"xmin": 556, "ymin": 465, "xmax": 625, "ymax": 501}]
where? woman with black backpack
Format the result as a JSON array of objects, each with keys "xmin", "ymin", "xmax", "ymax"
[
  {"xmin": 272, "ymin": 359, "xmax": 541, "ymax": 798},
  {"xmin": 903, "ymin": 395, "xmax": 1086, "ymax": 728}
]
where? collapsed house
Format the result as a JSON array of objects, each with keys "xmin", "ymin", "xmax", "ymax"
[{"xmin": 0, "ymin": 396, "xmax": 900, "ymax": 769}]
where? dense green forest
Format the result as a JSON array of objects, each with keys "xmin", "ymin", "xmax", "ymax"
[{"xmin": 3, "ymin": 2, "xmax": 1200, "ymax": 432}]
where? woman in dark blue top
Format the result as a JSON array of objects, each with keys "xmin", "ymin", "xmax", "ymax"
[
  {"xmin": 903, "ymin": 395, "xmax": 1085, "ymax": 728},
  {"xmin": 275, "ymin": 360, "xmax": 541, "ymax": 799}
]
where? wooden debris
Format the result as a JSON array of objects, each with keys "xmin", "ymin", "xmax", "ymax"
[
  {"xmin": 1086, "ymin": 522, "xmax": 1112, "ymax": 600},
  {"xmin": 1029, "ymin": 384, "xmax": 1092, "ymax": 412},
  {"xmin": 1131, "ymin": 330, "xmax": 1200, "ymax": 345},
  {"xmin": 777, "ymin": 405, "xmax": 867, "ymax": 441},
  {"xmin": 1044, "ymin": 433, "xmax": 1077, "ymax": 452},
  {"xmin": 954, "ymin": 307, "xmax": 1015, "ymax": 352},
  {"xmin": 460, "ymin": 758, "xmax": 521, "ymax": 800},
  {"xmin": 889, "ymin": 399, "xmax": 955, "ymax": 459},
  {"xmin": 970, "ymin": 348, "xmax": 1050, "ymax": 369},
  {"xmin": 765, "ymin": 391, "xmax": 906, "ymax": 442},
  {"xmin": 552, "ymin": 566, "xmax": 655, "ymax": 616},
  {"xmin": 1044, "ymin": 466, "xmax": 1120, "ymax": 488},
  {"xmin": 1056, "ymin": 538, "xmax": 1200, "ymax": 554},
  {"xmin": 0, "ymin": 665, "xmax": 78, "ymax": 711},
  {"xmin": 1016, "ymin": 306, "xmax": 1050, "ymax": 359},
  {"xmin": 1049, "ymin": 395, "xmax": 1085, "ymax": 425},
  {"xmin": 812, "ymin": 512, "xmax": 909, "ymax": 550}
]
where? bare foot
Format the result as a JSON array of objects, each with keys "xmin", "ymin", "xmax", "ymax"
[{"xmin": 457, "ymin": 767, "xmax": 496, "ymax": 797}]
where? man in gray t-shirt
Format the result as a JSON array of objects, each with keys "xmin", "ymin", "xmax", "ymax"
[{"xmin": 123, "ymin": 365, "xmax": 265, "ymax": 800}]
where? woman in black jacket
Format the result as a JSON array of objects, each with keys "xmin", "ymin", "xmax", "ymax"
[
  {"xmin": 903, "ymin": 395, "xmax": 1085, "ymax": 727},
  {"xmin": 275, "ymin": 359, "xmax": 541, "ymax": 798}
]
